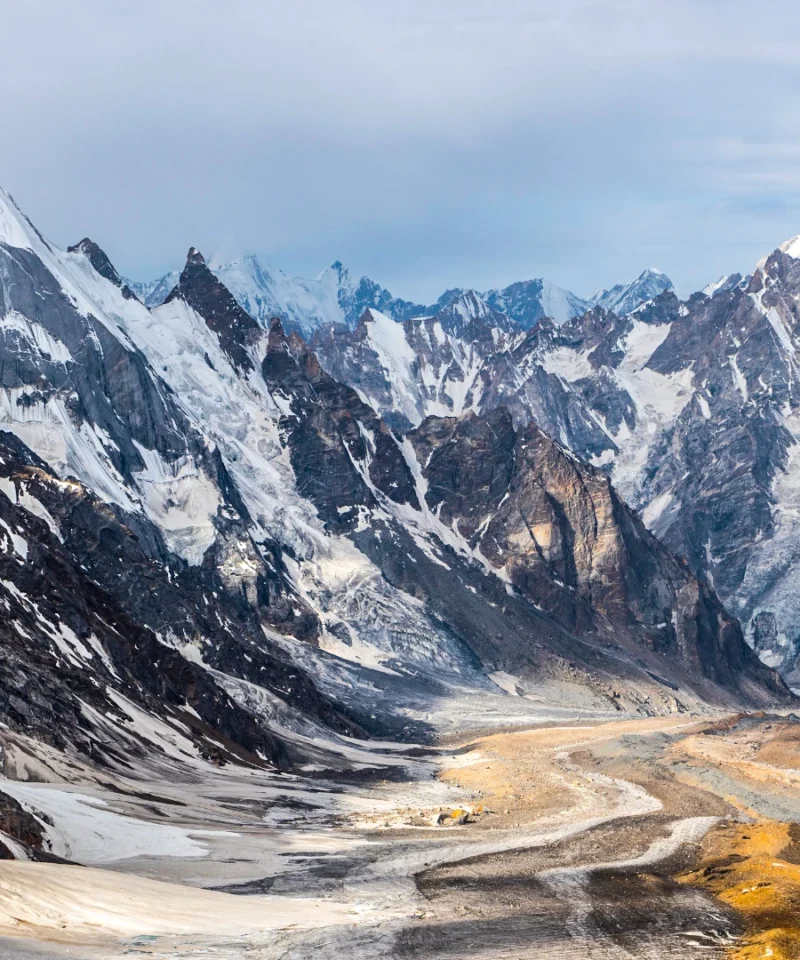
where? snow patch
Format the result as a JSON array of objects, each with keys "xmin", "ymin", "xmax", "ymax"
[
  {"xmin": 0, "ymin": 311, "xmax": 72, "ymax": 363},
  {"xmin": 489, "ymin": 671, "xmax": 523, "ymax": 696},
  {"xmin": 0, "ymin": 516, "xmax": 27, "ymax": 558},
  {"xmin": 133, "ymin": 442, "xmax": 221, "ymax": 565},
  {"xmin": 541, "ymin": 347, "xmax": 595, "ymax": 382},
  {"xmin": 729, "ymin": 354, "xmax": 748, "ymax": 401},
  {"xmin": 0, "ymin": 781, "xmax": 211, "ymax": 863},
  {"xmin": 0, "ymin": 478, "xmax": 62, "ymax": 541}
]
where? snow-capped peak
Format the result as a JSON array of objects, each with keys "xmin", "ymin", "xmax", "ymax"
[
  {"xmin": 702, "ymin": 273, "xmax": 749, "ymax": 298},
  {"xmin": 589, "ymin": 268, "xmax": 674, "ymax": 316},
  {"xmin": 0, "ymin": 187, "xmax": 40, "ymax": 252},
  {"xmin": 703, "ymin": 275, "xmax": 730, "ymax": 298},
  {"xmin": 482, "ymin": 277, "xmax": 588, "ymax": 328},
  {"xmin": 320, "ymin": 259, "xmax": 352, "ymax": 289},
  {"xmin": 447, "ymin": 290, "xmax": 492, "ymax": 320},
  {"xmin": 538, "ymin": 277, "xmax": 583, "ymax": 324}
]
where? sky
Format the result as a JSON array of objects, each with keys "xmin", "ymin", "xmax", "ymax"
[{"xmin": 3, "ymin": 0, "xmax": 800, "ymax": 301}]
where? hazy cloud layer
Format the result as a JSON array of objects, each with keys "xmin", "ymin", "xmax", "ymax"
[{"xmin": 3, "ymin": 0, "xmax": 800, "ymax": 298}]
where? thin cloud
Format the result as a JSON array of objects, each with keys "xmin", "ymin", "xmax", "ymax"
[{"xmin": 2, "ymin": 1, "xmax": 800, "ymax": 299}]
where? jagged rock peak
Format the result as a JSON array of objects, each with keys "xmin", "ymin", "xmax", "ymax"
[
  {"xmin": 165, "ymin": 246, "xmax": 262, "ymax": 371},
  {"xmin": 268, "ymin": 316, "xmax": 287, "ymax": 337},
  {"xmin": 67, "ymin": 237, "xmax": 139, "ymax": 300},
  {"xmin": 266, "ymin": 316, "xmax": 308, "ymax": 363},
  {"xmin": 329, "ymin": 259, "xmax": 347, "ymax": 279},
  {"xmin": 267, "ymin": 316, "xmax": 291, "ymax": 352}
]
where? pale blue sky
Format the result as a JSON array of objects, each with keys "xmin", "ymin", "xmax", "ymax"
[{"xmin": 3, "ymin": 0, "xmax": 800, "ymax": 300}]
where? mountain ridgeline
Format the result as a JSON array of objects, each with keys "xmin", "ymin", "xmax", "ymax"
[
  {"xmin": 130, "ymin": 254, "xmax": 674, "ymax": 336},
  {"xmin": 0, "ymin": 186, "xmax": 794, "ymax": 777}
]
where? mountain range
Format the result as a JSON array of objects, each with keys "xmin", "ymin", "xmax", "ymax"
[
  {"xmin": 311, "ymin": 242, "xmax": 800, "ymax": 690},
  {"xmin": 128, "ymin": 255, "xmax": 674, "ymax": 336},
  {"xmin": 0, "ymin": 184, "xmax": 795, "ymax": 796}
]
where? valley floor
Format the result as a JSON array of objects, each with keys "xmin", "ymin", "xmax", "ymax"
[{"xmin": 1, "ymin": 708, "xmax": 799, "ymax": 959}]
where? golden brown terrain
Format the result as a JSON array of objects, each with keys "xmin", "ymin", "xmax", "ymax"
[{"xmin": 417, "ymin": 712, "xmax": 800, "ymax": 959}]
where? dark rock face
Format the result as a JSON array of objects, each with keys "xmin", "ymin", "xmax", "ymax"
[
  {"xmin": 165, "ymin": 248, "xmax": 262, "ymax": 372},
  {"xmin": 263, "ymin": 320, "xmax": 419, "ymax": 532},
  {"xmin": 0, "ymin": 791, "xmax": 46, "ymax": 859},
  {"xmin": 410, "ymin": 407, "xmax": 516, "ymax": 540},
  {"xmin": 403, "ymin": 411, "xmax": 784, "ymax": 699}
]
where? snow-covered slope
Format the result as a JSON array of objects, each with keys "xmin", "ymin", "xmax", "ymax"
[
  {"xmin": 209, "ymin": 256, "xmax": 351, "ymax": 335},
  {"xmin": 313, "ymin": 294, "xmax": 519, "ymax": 429}
]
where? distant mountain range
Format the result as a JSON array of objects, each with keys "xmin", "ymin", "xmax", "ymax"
[{"xmin": 128, "ymin": 257, "xmax": 675, "ymax": 335}]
